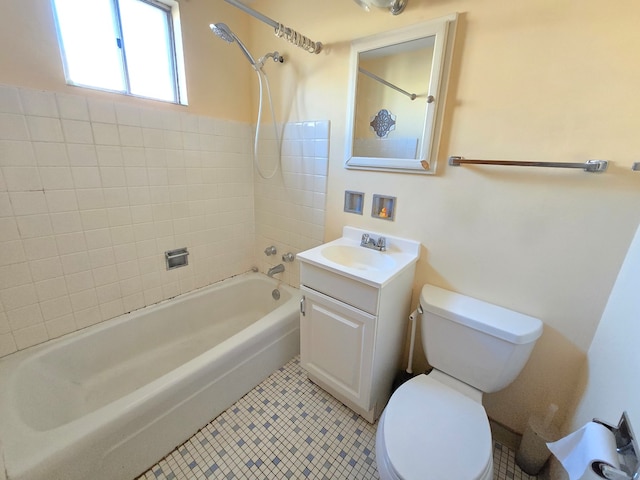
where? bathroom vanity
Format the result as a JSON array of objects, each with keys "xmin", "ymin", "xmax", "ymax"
[{"xmin": 297, "ymin": 227, "xmax": 420, "ymax": 422}]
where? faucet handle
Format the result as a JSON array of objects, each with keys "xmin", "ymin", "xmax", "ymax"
[
  {"xmin": 282, "ymin": 252, "xmax": 295, "ymax": 262},
  {"xmin": 377, "ymin": 237, "xmax": 386, "ymax": 251},
  {"xmin": 264, "ymin": 246, "xmax": 277, "ymax": 256},
  {"xmin": 361, "ymin": 233, "xmax": 370, "ymax": 246}
]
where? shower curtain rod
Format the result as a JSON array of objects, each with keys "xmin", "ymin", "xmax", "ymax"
[
  {"xmin": 224, "ymin": 0, "xmax": 322, "ymax": 54},
  {"xmin": 358, "ymin": 67, "xmax": 417, "ymax": 100}
]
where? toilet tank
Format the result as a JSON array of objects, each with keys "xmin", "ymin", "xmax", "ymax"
[{"xmin": 420, "ymin": 285, "xmax": 543, "ymax": 393}]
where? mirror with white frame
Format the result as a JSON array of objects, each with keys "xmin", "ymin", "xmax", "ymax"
[{"xmin": 345, "ymin": 14, "xmax": 457, "ymax": 174}]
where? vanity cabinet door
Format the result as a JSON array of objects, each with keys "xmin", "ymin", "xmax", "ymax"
[{"xmin": 300, "ymin": 286, "xmax": 376, "ymax": 410}]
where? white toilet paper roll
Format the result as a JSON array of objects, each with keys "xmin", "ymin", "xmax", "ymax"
[{"xmin": 547, "ymin": 422, "xmax": 620, "ymax": 480}]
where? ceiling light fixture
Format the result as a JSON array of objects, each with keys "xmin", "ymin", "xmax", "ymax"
[{"xmin": 353, "ymin": 0, "xmax": 407, "ymax": 15}]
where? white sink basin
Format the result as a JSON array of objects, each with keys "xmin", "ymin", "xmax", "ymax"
[
  {"xmin": 297, "ymin": 226, "xmax": 421, "ymax": 286},
  {"xmin": 320, "ymin": 245, "xmax": 396, "ymax": 271}
]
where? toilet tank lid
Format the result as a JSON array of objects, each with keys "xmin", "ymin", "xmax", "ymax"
[{"xmin": 420, "ymin": 285, "xmax": 543, "ymax": 344}]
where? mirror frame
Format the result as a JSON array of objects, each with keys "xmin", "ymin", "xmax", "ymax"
[{"xmin": 344, "ymin": 14, "xmax": 457, "ymax": 174}]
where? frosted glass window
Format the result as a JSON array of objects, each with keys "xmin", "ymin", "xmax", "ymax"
[{"xmin": 52, "ymin": 0, "xmax": 185, "ymax": 104}]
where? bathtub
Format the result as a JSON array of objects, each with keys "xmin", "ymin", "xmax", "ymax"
[{"xmin": 0, "ymin": 272, "xmax": 300, "ymax": 480}]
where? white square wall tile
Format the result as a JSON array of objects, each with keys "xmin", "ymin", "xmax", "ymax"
[
  {"xmin": 88, "ymin": 247, "xmax": 115, "ymax": 269},
  {"xmin": 65, "ymin": 270, "xmax": 94, "ymax": 293},
  {"xmin": 55, "ymin": 93, "xmax": 89, "ymax": 121},
  {"xmin": 69, "ymin": 288, "xmax": 98, "ymax": 311},
  {"xmin": 0, "ymin": 218, "xmax": 20, "ymax": 242},
  {"xmin": 23, "ymin": 236, "xmax": 58, "ymax": 260},
  {"xmin": 40, "ymin": 296, "xmax": 73, "ymax": 321},
  {"xmin": 115, "ymin": 103, "xmax": 141, "ymax": 126},
  {"xmin": 61, "ymin": 119, "xmax": 94, "ymax": 144},
  {"xmin": 55, "ymin": 231, "xmax": 87, "ymax": 255},
  {"xmin": 0, "ymin": 85, "xmax": 23, "ymax": 114},
  {"xmin": 66, "ymin": 143, "xmax": 97, "ymax": 166},
  {"xmin": 45, "ymin": 189, "xmax": 78, "ymax": 213},
  {"xmin": 16, "ymin": 214, "xmax": 53, "ymax": 239},
  {"xmin": 74, "ymin": 306, "xmax": 102, "ymax": 329},
  {"xmin": 39, "ymin": 166, "xmax": 74, "ymax": 190},
  {"xmin": 29, "ymin": 256, "xmax": 63, "ymax": 282},
  {"xmin": 19, "ymin": 89, "xmax": 58, "ymax": 117},
  {"xmin": 96, "ymin": 145, "xmax": 123, "ymax": 166},
  {"xmin": 0, "ymin": 263, "xmax": 31, "ymax": 292},
  {"xmin": 0, "ymin": 311, "xmax": 9, "ymax": 334},
  {"xmin": 75, "ymin": 188, "xmax": 105, "ymax": 210},
  {"xmin": 103, "ymin": 187, "xmax": 129, "ymax": 207},
  {"xmin": 35, "ymin": 277, "xmax": 68, "ymax": 302},
  {"xmin": 0, "ymin": 113, "xmax": 30, "ymax": 141},
  {"xmin": 26, "ymin": 116, "xmax": 64, "ymax": 142},
  {"xmin": 51, "ymin": 211, "xmax": 82, "ymax": 234},
  {"xmin": 118, "ymin": 125, "xmax": 144, "ymax": 147},
  {"xmin": 92, "ymin": 265, "xmax": 119, "ymax": 287},
  {"xmin": 45, "ymin": 313, "xmax": 77, "ymax": 338},
  {"xmin": 88, "ymin": 99, "xmax": 116, "ymax": 124},
  {"xmin": 0, "ymin": 193, "xmax": 13, "ymax": 217},
  {"xmin": 0, "ymin": 283, "xmax": 38, "ymax": 310},
  {"xmin": 84, "ymin": 228, "xmax": 111, "ymax": 250},
  {"xmin": 33, "ymin": 142, "xmax": 69, "ymax": 166},
  {"xmin": 0, "ymin": 333, "xmax": 17, "ymax": 357},
  {"xmin": 13, "ymin": 323, "xmax": 48, "ymax": 350},
  {"xmin": 71, "ymin": 167, "xmax": 102, "ymax": 188},
  {"xmin": 92, "ymin": 123, "xmax": 121, "ymax": 146},
  {"xmin": 3, "ymin": 167, "xmax": 42, "ymax": 191},
  {"xmin": 7, "ymin": 304, "xmax": 43, "ymax": 330},
  {"xmin": 60, "ymin": 251, "xmax": 91, "ymax": 275},
  {"xmin": 0, "ymin": 140, "xmax": 36, "ymax": 166}
]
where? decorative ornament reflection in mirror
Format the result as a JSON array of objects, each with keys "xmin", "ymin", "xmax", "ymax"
[{"xmin": 370, "ymin": 109, "xmax": 396, "ymax": 138}]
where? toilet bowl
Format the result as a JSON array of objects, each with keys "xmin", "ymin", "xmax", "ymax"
[
  {"xmin": 376, "ymin": 284, "xmax": 543, "ymax": 480},
  {"xmin": 376, "ymin": 372, "xmax": 493, "ymax": 480}
]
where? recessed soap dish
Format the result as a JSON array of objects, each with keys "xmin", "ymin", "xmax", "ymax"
[
  {"xmin": 165, "ymin": 247, "xmax": 189, "ymax": 270},
  {"xmin": 344, "ymin": 191, "xmax": 364, "ymax": 215},
  {"xmin": 372, "ymin": 194, "xmax": 395, "ymax": 221}
]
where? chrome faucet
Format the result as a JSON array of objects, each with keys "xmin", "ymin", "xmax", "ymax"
[
  {"xmin": 267, "ymin": 264, "xmax": 285, "ymax": 277},
  {"xmin": 360, "ymin": 233, "xmax": 386, "ymax": 251}
]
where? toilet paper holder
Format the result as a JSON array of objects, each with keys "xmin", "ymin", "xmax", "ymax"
[{"xmin": 593, "ymin": 412, "xmax": 639, "ymax": 480}]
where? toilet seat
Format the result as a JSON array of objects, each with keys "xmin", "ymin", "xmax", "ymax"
[{"xmin": 376, "ymin": 373, "xmax": 493, "ymax": 480}]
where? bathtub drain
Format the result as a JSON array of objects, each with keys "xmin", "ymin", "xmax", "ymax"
[{"xmin": 272, "ymin": 289, "xmax": 281, "ymax": 300}]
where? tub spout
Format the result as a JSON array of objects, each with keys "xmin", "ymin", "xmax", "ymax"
[{"xmin": 267, "ymin": 264, "xmax": 285, "ymax": 277}]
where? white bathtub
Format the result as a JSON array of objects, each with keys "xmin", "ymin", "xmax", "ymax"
[{"xmin": 0, "ymin": 272, "xmax": 300, "ymax": 480}]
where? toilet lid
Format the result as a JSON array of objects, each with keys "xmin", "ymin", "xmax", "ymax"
[{"xmin": 381, "ymin": 374, "xmax": 492, "ymax": 480}]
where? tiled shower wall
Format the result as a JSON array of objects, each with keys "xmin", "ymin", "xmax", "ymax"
[
  {"xmin": 254, "ymin": 121, "xmax": 329, "ymax": 288},
  {"xmin": 0, "ymin": 84, "xmax": 328, "ymax": 358}
]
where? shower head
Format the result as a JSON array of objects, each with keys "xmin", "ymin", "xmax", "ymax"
[{"xmin": 210, "ymin": 23, "xmax": 257, "ymax": 67}]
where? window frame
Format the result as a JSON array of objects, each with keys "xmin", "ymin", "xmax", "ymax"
[{"xmin": 52, "ymin": 0, "xmax": 188, "ymax": 105}]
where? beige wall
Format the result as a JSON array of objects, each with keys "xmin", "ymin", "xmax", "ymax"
[{"xmin": 250, "ymin": 0, "xmax": 640, "ymax": 432}]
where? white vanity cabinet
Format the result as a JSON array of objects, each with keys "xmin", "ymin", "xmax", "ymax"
[
  {"xmin": 300, "ymin": 286, "xmax": 376, "ymax": 411},
  {"xmin": 297, "ymin": 227, "xmax": 420, "ymax": 423}
]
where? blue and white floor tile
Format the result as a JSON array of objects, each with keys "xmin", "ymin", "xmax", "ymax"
[{"xmin": 138, "ymin": 357, "xmax": 536, "ymax": 480}]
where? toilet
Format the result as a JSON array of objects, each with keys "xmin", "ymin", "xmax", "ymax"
[{"xmin": 376, "ymin": 284, "xmax": 543, "ymax": 480}]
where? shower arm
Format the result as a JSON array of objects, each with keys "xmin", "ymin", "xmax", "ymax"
[{"xmin": 224, "ymin": 0, "xmax": 322, "ymax": 54}]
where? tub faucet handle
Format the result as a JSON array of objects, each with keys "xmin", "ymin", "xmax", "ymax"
[
  {"xmin": 264, "ymin": 246, "xmax": 277, "ymax": 256},
  {"xmin": 282, "ymin": 252, "xmax": 295, "ymax": 262}
]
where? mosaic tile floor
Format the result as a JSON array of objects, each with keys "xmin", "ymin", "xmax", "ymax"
[{"xmin": 138, "ymin": 357, "xmax": 537, "ymax": 480}]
